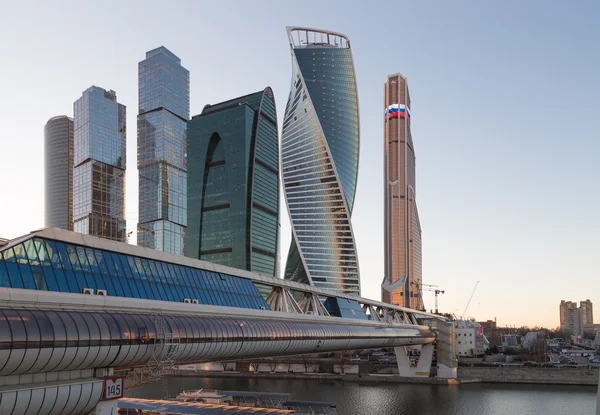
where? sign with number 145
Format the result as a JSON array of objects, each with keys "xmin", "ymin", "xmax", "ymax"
[{"xmin": 103, "ymin": 376, "xmax": 124, "ymax": 400}]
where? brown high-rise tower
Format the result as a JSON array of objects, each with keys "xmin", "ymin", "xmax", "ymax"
[{"xmin": 381, "ymin": 73, "xmax": 423, "ymax": 310}]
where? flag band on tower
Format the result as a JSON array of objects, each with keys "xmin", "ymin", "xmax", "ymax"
[{"xmin": 384, "ymin": 104, "xmax": 410, "ymax": 121}]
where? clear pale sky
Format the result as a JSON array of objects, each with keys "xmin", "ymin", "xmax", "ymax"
[{"xmin": 0, "ymin": 1, "xmax": 598, "ymax": 328}]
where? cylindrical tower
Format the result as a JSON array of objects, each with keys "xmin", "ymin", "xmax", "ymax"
[{"xmin": 44, "ymin": 115, "xmax": 74, "ymax": 231}]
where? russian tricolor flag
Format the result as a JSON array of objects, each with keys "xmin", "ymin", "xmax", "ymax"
[{"xmin": 385, "ymin": 104, "xmax": 411, "ymax": 121}]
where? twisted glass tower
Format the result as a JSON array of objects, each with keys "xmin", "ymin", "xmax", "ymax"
[{"xmin": 282, "ymin": 27, "xmax": 360, "ymax": 296}]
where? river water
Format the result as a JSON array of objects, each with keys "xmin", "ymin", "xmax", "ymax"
[{"xmin": 127, "ymin": 376, "xmax": 598, "ymax": 415}]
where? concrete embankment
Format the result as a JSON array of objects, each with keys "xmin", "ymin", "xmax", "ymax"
[
  {"xmin": 163, "ymin": 370, "xmax": 457, "ymax": 385},
  {"xmin": 458, "ymin": 366, "xmax": 599, "ymax": 385}
]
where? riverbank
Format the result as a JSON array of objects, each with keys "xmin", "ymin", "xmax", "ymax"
[
  {"xmin": 154, "ymin": 367, "xmax": 599, "ymax": 387},
  {"xmin": 457, "ymin": 366, "xmax": 599, "ymax": 385},
  {"xmin": 162, "ymin": 370, "xmax": 459, "ymax": 385}
]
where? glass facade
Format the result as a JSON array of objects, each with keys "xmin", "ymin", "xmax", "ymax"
[
  {"xmin": 73, "ymin": 86, "xmax": 126, "ymax": 242},
  {"xmin": 282, "ymin": 27, "xmax": 361, "ymax": 296},
  {"xmin": 186, "ymin": 88, "xmax": 279, "ymax": 277},
  {"xmin": 137, "ymin": 47, "xmax": 189, "ymax": 255},
  {"xmin": 44, "ymin": 115, "xmax": 74, "ymax": 231},
  {"xmin": 0, "ymin": 236, "xmax": 268, "ymax": 309},
  {"xmin": 381, "ymin": 74, "xmax": 423, "ymax": 309}
]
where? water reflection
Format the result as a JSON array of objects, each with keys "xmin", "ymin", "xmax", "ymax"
[{"xmin": 127, "ymin": 376, "xmax": 597, "ymax": 415}]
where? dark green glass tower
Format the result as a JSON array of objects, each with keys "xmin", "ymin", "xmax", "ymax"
[{"xmin": 186, "ymin": 88, "xmax": 279, "ymax": 277}]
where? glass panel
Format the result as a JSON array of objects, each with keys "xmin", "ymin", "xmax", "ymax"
[
  {"xmin": 0, "ymin": 254, "xmax": 9, "ymax": 287},
  {"xmin": 81, "ymin": 313, "xmax": 101, "ymax": 347},
  {"xmin": 45, "ymin": 310, "xmax": 66, "ymax": 348},
  {"xmin": 102, "ymin": 251, "xmax": 117, "ymax": 276},
  {"xmin": 91, "ymin": 313, "xmax": 111, "ymax": 347},
  {"xmin": 111, "ymin": 275, "xmax": 125, "ymax": 296},
  {"xmin": 118, "ymin": 254, "xmax": 143, "ymax": 298},
  {"xmin": 73, "ymin": 270, "xmax": 89, "ymax": 292},
  {"xmin": 45, "ymin": 240, "xmax": 64, "ymax": 269},
  {"xmin": 64, "ymin": 244, "xmax": 80, "ymax": 270},
  {"xmin": 111, "ymin": 254, "xmax": 133, "ymax": 297},
  {"xmin": 4, "ymin": 309, "xmax": 26, "ymax": 349},
  {"xmin": 51, "ymin": 268, "xmax": 69, "ymax": 292},
  {"xmin": 2, "ymin": 247, "xmax": 16, "ymax": 262},
  {"xmin": 31, "ymin": 265, "xmax": 49, "ymax": 290},
  {"xmin": 101, "ymin": 273, "xmax": 115, "ymax": 295},
  {"xmin": 31, "ymin": 311, "xmax": 54, "ymax": 348},
  {"xmin": 70, "ymin": 312, "xmax": 90, "ymax": 347},
  {"xmin": 170, "ymin": 264, "xmax": 191, "ymax": 300},
  {"xmin": 13, "ymin": 243, "xmax": 28, "ymax": 264},
  {"xmin": 0, "ymin": 310, "xmax": 11, "ymax": 349},
  {"xmin": 23, "ymin": 239, "xmax": 40, "ymax": 266},
  {"xmin": 19, "ymin": 263, "xmax": 36, "ymax": 289},
  {"xmin": 85, "ymin": 248, "xmax": 101, "ymax": 274},
  {"xmin": 76, "ymin": 246, "xmax": 92, "ymax": 272},
  {"xmin": 64, "ymin": 270, "xmax": 80, "ymax": 292},
  {"xmin": 58, "ymin": 312, "xmax": 77, "ymax": 347},
  {"xmin": 34, "ymin": 239, "xmax": 51, "ymax": 266}
]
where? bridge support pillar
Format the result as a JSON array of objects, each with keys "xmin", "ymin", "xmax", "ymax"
[{"xmin": 394, "ymin": 344, "xmax": 434, "ymax": 377}]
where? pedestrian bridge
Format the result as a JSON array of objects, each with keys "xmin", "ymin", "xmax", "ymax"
[{"xmin": 0, "ymin": 228, "xmax": 444, "ymax": 414}]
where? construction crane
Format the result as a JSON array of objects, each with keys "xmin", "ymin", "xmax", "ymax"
[
  {"xmin": 414, "ymin": 282, "xmax": 445, "ymax": 314},
  {"xmin": 461, "ymin": 281, "xmax": 480, "ymax": 320}
]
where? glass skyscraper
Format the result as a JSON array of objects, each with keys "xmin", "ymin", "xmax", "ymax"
[
  {"xmin": 73, "ymin": 86, "xmax": 126, "ymax": 242},
  {"xmin": 186, "ymin": 88, "xmax": 279, "ymax": 277},
  {"xmin": 381, "ymin": 73, "xmax": 423, "ymax": 310},
  {"xmin": 137, "ymin": 47, "xmax": 189, "ymax": 255},
  {"xmin": 44, "ymin": 115, "xmax": 74, "ymax": 231},
  {"xmin": 281, "ymin": 27, "xmax": 361, "ymax": 296}
]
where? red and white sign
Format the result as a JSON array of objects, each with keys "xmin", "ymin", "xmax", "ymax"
[{"xmin": 103, "ymin": 376, "xmax": 124, "ymax": 400}]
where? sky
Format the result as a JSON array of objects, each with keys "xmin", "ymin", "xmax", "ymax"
[{"xmin": 0, "ymin": 1, "xmax": 598, "ymax": 328}]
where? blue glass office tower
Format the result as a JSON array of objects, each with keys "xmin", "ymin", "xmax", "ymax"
[
  {"xmin": 282, "ymin": 27, "xmax": 361, "ymax": 295},
  {"xmin": 186, "ymin": 88, "xmax": 279, "ymax": 277},
  {"xmin": 137, "ymin": 47, "xmax": 189, "ymax": 255},
  {"xmin": 73, "ymin": 87, "xmax": 126, "ymax": 242}
]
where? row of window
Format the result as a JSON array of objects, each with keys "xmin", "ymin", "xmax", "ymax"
[{"xmin": 0, "ymin": 238, "xmax": 268, "ymax": 310}]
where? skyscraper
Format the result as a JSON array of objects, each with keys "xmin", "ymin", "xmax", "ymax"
[
  {"xmin": 381, "ymin": 73, "xmax": 423, "ymax": 310},
  {"xmin": 281, "ymin": 27, "xmax": 361, "ymax": 296},
  {"xmin": 73, "ymin": 86, "xmax": 126, "ymax": 241},
  {"xmin": 44, "ymin": 115, "xmax": 74, "ymax": 230},
  {"xmin": 137, "ymin": 47, "xmax": 189, "ymax": 255},
  {"xmin": 186, "ymin": 88, "xmax": 279, "ymax": 277}
]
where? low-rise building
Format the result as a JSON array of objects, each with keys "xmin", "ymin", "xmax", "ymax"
[{"xmin": 455, "ymin": 320, "xmax": 488, "ymax": 357}]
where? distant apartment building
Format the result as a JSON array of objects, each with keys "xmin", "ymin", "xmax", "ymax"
[
  {"xmin": 186, "ymin": 88, "xmax": 279, "ymax": 277},
  {"xmin": 580, "ymin": 299, "xmax": 593, "ymax": 325},
  {"xmin": 44, "ymin": 115, "xmax": 74, "ymax": 230},
  {"xmin": 73, "ymin": 86, "xmax": 126, "ymax": 241},
  {"xmin": 560, "ymin": 299, "xmax": 593, "ymax": 337},
  {"xmin": 381, "ymin": 73, "xmax": 423, "ymax": 309},
  {"xmin": 560, "ymin": 300, "xmax": 577, "ymax": 329},
  {"xmin": 137, "ymin": 47, "xmax": 190, "ymax": 255}
]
